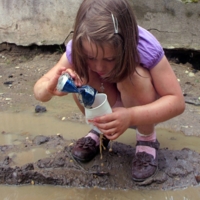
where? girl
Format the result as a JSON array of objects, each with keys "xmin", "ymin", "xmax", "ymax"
[{"xmin": 34, "ymin": 0, "xmax": 185, "ymax": 181}]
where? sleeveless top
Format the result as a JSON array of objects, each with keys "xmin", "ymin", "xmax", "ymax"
[{"xmin": 66, "ymin": 26, "xmax": 164, "ymax": 69}]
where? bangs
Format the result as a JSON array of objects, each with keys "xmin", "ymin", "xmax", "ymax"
[{"xmin": 71, "ymin": 0, "xmax": 139, "ymax": 83}]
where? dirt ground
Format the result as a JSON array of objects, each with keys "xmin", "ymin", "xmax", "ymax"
[{"xmin": 0, "ymin": 45, "xmax": 200, "ymax": 189}]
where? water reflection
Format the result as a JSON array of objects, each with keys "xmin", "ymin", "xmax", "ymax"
[
  {"xmin": 0, "ymin": 185, "xmax": 200, "ymax": 200},
  {"xmin": 1, "ymin": 112, "xmax": 200, "ymax": 152}
]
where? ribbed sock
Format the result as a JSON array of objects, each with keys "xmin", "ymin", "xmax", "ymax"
[
  {"xmin": 85, "ymin": 132, "xmax": 100, "ymax": 146},
  {"xmin": 136, "ymin": 129, "xmax": 156, "ymax": 158}
]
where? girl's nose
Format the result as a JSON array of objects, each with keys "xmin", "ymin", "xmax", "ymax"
[{"xmin": 95, "ymin": 61, "xmax": 103, "ymax": 71}]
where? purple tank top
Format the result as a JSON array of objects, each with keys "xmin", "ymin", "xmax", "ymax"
[{"xmin": 66, "ymin": 26, "xmax": 164, "ymax": 69}]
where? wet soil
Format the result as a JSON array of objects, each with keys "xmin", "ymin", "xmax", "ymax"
[
  {"xmin": 0, "ymin": 45, "xmax": 200, "ymax": 190},
  {"xmin": 0, "ymin": 134, "xmax": 200, "ymax": 190}
]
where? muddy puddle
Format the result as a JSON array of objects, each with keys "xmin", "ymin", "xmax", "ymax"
[
  {"xmin": 8, "ymin": 148, "xmax": 54, "ymax": 167},
  {"xmin": 0, "ymin": 185, "xmax": 200, "ymax": 200},
  {"xmin": 0, "ymin": 111, "xmax": 200, "ymax": 199}
]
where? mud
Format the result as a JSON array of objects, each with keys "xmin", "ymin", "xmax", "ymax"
[{"xmin": 0, "ymin": 134, "xmax": 199, "ymax": 190}]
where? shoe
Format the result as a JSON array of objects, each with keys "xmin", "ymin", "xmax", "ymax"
[
  {"xmin": 71, "ymin": 129, "xmax": 110, "ymax": 162},
  {"xmin": 132, "ymin": 140, "xmax": 160, "ymax": 182}
]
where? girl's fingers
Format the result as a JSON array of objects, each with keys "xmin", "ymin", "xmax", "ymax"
[
  {"xmin": 64, "ymin": 69, "xmax": 83, "ymax": 86},
  {"xmin": 100, "ymin": 128, "xmax": 119, "ymax": 140},
  {"xmin": 93, "ymin": 119, "xmax": 115, "ymax": 131},
  {"xmin": 104, "ymin": 134, "xmax": 118, "ymax": 140},
  {"xmin": 91, "ymin": 113, "xmax": 115, "ymax": 124}
]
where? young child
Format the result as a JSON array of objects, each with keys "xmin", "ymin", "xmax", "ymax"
[{"xmin": 34, "ymin": 0, "xmax": 185, "ymax": 182}]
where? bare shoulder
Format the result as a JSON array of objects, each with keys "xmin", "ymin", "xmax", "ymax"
[
  {"xmin": 150, "ymin": 56, "xmax": 172, "ymax": 74},
  {"xmin": 150, "ymin": 56, "xmax": 183, "ymax": 96}
]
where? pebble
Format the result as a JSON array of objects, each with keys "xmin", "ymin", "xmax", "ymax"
[
  {"xmin": 45, "ymin": 150, "xmax": 51, "ymax": 154},
  {"xmin": 35, "ymin": 105, "xmax": 47, "ymax": 113},
  {"xmin": 188, "ymin": 72, "xmax": 195, "ymax": 77}
]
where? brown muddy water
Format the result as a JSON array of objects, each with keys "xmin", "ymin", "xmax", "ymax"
[{"xmin": 0, "ymin": 96, "xmax": 200, "ymax": 199}]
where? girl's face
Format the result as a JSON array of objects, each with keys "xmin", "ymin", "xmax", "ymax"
[{"xmin": 82, "ymin": 40, "xmax": 117, "ymax": 78}]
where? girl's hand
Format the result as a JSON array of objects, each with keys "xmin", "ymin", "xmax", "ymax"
[
  {"xmin": 46, "ymin": 68, "xmax": 83, "ymax": 96},
  {"xmin": 34, "ymin": 53, "xmax": 84, "ymax": 102},
  {"xmin": 46, "ymin": 67, "xmax": 66, "ymax": 96},
  {"xmin": 64, "ymin": 68, "xmax": 83, "ymax": 87},
  {"xmin": 89, "ymin": 107, "xmax": 132, "ymax": 140}
]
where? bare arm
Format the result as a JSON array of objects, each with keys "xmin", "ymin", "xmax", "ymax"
[{"xmin": 34, "ymin": 53, "xmax": 73, "ymax": 102}]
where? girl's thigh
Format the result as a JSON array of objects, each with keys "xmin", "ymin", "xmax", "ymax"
[{"xmin": 117, "ymin": 66, "xmax": 158, "ymax": 107}]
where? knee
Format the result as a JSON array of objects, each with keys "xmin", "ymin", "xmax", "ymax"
[{"xmin": 117, "ymin": 74, "xmax": 158, "ymax": 106}]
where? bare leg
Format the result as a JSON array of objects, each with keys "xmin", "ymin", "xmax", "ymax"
[
  {"xmin": 117, "ymin": 66, "xmax": 158, "ymax": 134},
  {"xmin": 118, "ymin": 66, "xmax": 158, "ymax": 154},
  {"xmin": 117, "ymin": 66, "xmax": 160, "ymax": 181}
]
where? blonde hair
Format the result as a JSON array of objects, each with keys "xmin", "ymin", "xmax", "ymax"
[{"xmin": 72, "ymin": 0, "xmax": 139, "ymax": 83}]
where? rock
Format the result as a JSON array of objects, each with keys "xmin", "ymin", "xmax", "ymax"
[
  {"xmin": 35, "ymin": 105, "xmax": 47, "ymax": 113},
  {"xmin": 3, "ymin": 81, "xmax": 14, "ymax": 85},
  {"xmin": 184, "ymin": 96, "xmax": 200, "ymax": 106},
  {"xmin": 33, "ymin": 135, "xmax": 50, "ymax": 145}
]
